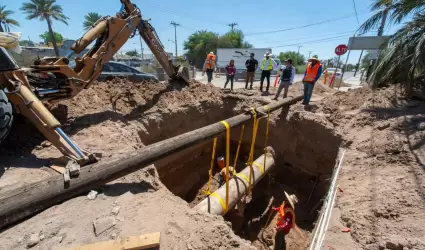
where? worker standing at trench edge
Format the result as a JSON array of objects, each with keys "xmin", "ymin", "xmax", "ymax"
[
  {"xmin": 203, "ymin": 52, "xmax": 216, "ymax": 84},
  {"xmin": 259, "ymin": 52, "xmax": 278, "ymax": 92},
  {"xmin": 273, "ymin": 59, "xmax": 295, "ymax": 100},
  {"xmin": 302, "ymin": 55, "xmax": 322, "ymax": 105},
  {"xmin": 273, "ymin": 192, "xmax": 298, "ymax": 250}
]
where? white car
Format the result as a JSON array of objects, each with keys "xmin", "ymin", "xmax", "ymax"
[{"xmin": 323, "ymin": 68, "xmax": 342, "ymax": 78}]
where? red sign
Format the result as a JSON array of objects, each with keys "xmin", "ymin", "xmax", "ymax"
[{"xmin": 335, "ymin": 44, "xmax": 348, "ymax": 56}]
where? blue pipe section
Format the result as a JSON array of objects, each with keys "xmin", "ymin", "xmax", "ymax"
[{"xmin": 55, "ymin": 127, "xmax": 85, "ymax": 158}]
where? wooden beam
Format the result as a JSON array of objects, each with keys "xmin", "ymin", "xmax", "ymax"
[
  {"xmin": 67, "ymin": 232, "xmax": 160, "ymax": 250},
  {"xmin": 0, "ymin": 96, "xmax": 303, "ymax": 230}
]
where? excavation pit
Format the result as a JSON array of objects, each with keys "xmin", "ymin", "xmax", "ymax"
[
  {"xmin": 0, "ymin": 80, "xmax": 343, "ymax": 250},
  {"xmin": 154, "ymin": 104, "xmax": 342, "ymax": 249}
]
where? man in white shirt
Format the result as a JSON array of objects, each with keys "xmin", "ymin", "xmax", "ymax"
[{"xmin": 273, "ymin": 59, "xmax": 296, "ymax": 100}]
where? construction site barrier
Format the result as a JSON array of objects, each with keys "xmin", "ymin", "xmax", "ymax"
[
  {"xmin": 194, "ymin": 147, "xmax": 276, "ymax": 215},
  {"xmin": 0, "ymin": 95, "xmax": 303, "ymax": 230}
]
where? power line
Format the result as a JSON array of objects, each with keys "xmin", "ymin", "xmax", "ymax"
[
  {"xmin": 143, "ymin": 2, "xmax": 228, "ymax": 27},
  {"xmin": 352, "ymin": 0, "xmax": 360, "ymax": 26},
  {"xmin": 245, "ymin": 11, "xmax": 363, "ymax": 37},
  {"xmin": 270, "ymin": 34, "xmax": 350, "ymax": 48},
  {"xmin": 253, "ymin": 31, "xmax": 355, "ymax": 45}
]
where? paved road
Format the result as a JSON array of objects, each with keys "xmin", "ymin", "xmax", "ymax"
[{"xmin": 195, "ymin": 72, "xmax": 356, "ymax": 90}]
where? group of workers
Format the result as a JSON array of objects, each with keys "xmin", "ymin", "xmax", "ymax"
[
  {"xmin": 202, "ymin": 51, "xmax": 323, "ymax": 105},
  {"xmin": 215, "ymin": 157, "xmax": 298, "ymax": 250}
]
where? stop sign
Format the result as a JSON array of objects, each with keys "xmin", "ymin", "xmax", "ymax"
[{"xmin": 335, "ymin": 44, "xmax": 348, "ymax": 56}]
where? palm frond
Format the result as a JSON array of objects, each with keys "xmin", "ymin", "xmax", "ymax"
[{"xmin": 358, "ymin": 11, "xmax": 384, "ymax": 34}]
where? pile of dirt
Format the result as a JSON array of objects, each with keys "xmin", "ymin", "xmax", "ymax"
[
  {"xmin": 0, "ymin": 79, "xmax": 271, "ymax": 250},
  {"xmin": 314, "ymin": 86, "xmax": 425, "ymax": 250}
]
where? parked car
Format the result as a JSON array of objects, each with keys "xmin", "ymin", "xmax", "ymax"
[
  {"xmin": 98, "ymin": 61, "xmax": 159, "ymax": 82},
  {"xmin": 323, "ymin": 68, "xmax": 342, "ymax": 78}
]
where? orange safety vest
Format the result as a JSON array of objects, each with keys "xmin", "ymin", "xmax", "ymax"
[
  {"xmin": 304, "ymin": 62, "xmax": 322, "ymax": 82},
  {"xmin": 276, "ymin": 203, "xmax": 296, "ymax": 229},
  {"xmin": 205, "ymin": 54, "xmax": 216, "ymax": 69}
]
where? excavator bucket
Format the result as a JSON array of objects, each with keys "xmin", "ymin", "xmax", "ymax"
[{"xmin": 176, "ymin": 66, "xmax": 190, "ymax": 84}]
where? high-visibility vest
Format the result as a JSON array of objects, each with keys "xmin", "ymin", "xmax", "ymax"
[
  {"xmin": 260, "ymin": 58, "xmax": 273, "ymax": 70},
  {"xmin": 304, "ymin": 62, "xmax": 322, "ymax": 82},
  {"xmin": 276, "ymin": 203, "xmax": 296, "ymax": 229},
  {"xmin": 205, "ymin": 54, "xmax": 216, "ymax": 69}
]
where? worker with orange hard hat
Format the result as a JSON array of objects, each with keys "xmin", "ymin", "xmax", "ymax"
[
  {"xmin": 273, "ymin": 192, "xmax": 298, "ymax": 249},
  {"xmin": 203, "ymin": 52, "xmax": 216, "ymax": 84},
  {"xmin": 216, "ymin": 157, "xmax": 234, "ymax": 186}
]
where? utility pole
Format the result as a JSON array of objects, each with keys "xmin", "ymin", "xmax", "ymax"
[
  {"xmin": 308, "ymin": 51, "xmax": 313, "ymax": 58},
  {"xmin": 297, "ymin": 45, "xmax": 302, "ymax": 54},
  {"xmin": 227, "ymin": 22, "xmax": 238, "ymax": 31},
  {"xmin": 170, "ymin": 21, "xmax": 180, "ymax": 57}
]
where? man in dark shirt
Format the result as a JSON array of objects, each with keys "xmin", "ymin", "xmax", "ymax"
[{"xmin": 245, "ymin": 53, "xmax": 258, "ymax": 89}]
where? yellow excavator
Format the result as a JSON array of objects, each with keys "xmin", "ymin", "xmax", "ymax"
[{"xmin": 0, "ymin": 0, "xmax": 190, "ymax": 179}]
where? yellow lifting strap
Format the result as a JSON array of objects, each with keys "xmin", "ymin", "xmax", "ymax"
[
  {"xmin": 263, "ymin": 106, "xmax": 270, "ymax": 169},
  {"xmin": 247, "ymin": 108, "xmax": 260, "ymax": 193},
  {"xmin": 203, "ymin": 137, "xmax": 217, "ymax": 195},
  {"xmin": 232, "ymin": 124, "xmax": 245, "ymax": 174},
  {"xmin": 220, "ymin": 120, "xmax": 230, "ymax": 212}
]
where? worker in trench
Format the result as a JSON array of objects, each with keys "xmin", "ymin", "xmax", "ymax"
[
  {"xmin": 273, "ymin": 192, "xmax": 298, "ymax": 250},
  {"xmin": 217, "ymin": 157, "xmax": 235, "ymax": 186}
]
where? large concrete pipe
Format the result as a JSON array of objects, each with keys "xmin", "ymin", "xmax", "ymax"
[{"xmin": 194, "ymin": 146, "xmax": 276, "ymax": 215}]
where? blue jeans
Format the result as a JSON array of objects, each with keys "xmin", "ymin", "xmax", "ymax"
[{"xmin": 303, "ymin": 82, "xmax": 315, "ymax": 104}]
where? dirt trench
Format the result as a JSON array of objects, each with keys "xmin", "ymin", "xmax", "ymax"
[
  {"xmin": 151, "ymin": 98, "xmax": 343, "ymax": 249},
  {"xmin": 0, "ymin": 79, "xmax": 343, "ymax": 250}
]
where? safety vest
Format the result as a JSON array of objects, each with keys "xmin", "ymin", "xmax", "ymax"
[
  {"xmin": 205, "ymin": 54, "xmax": 216, "ymax": 69},
  {"xmin": 304, "ymin": 62, "xmax": 322, "ymax": 82},
  {"xmin": 276, "ymin": 203, "xmax": 296, "ymax": 229},
  {"xmin": 281, "ymin": 65, "xmax": 294, "ymax": 81},
  {"xmin": 260, "ymin": 59, "xmax": 273, "ymax": 70}
]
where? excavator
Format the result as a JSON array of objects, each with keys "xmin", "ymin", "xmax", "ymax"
[{"xmin": 0, "ymin": 0, "xmax": 190, "ymax": 180}]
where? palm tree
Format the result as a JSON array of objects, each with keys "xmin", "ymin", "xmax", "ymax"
[
  {"xmin": 20, "ymin": 0, "xmax": 69, "ymax": 57},
  {"xmin": 83, "ymin": 12, "xmax": 102, "ymax": 31},
  {"xmin": 365, "ymin": 1, "xmax": 425, "ymax": 97},
  {"xmin": 358, "ymin": 0, "xmax": 425, "ymax": 35},
  {"xmin": 0, "ymin": 5, "xmax": 20, "ymax": 32}
]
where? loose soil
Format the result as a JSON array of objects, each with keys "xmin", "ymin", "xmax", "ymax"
[{"xmin": 0, "ymin": 79, "xmax": 424, "ymax": 250}]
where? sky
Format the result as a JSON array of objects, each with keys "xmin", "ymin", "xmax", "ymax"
[{"xmin": 5, "ymin": 0, "xmax": 402, "ymax": 64}]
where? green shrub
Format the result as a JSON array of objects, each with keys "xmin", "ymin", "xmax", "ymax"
[{"xmin": 295, "ymin": 65, "xmax": 306, "ymax": 74}]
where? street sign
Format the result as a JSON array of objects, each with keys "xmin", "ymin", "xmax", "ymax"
[
  {"xmin": 368, "ymin": 50, "xmax": 379, "ymax": 59},
  {"xmin": 335, "ymin": 44, "xmax": 348, "ymax": 56}
]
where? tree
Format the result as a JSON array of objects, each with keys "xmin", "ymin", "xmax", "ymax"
[
  {"xmin": 125, "ymin": 50, "xmax": 140, "ymax": 57},
  {"xmin": 358, "ymin": 0, "xmax": 425, "ymax": 35},
  {"xmin": 19, "ymin": 40, "xmax": 35, "ymax": 46},
  {"xmin": 0, "ymin": 5, "xmax": 20, "ymax": 32},
  {"xmin": 184, "ymin": 30, "xmax": 219, "ymax": 69},
  {"xmin": 218, "ymin": 29, "xmax": 253, "ymax": 49},
  {"xmin": 278, "ymin": 51, "xmax": 305, "ymax": 66},
  {"xmin": 83, "ymin": 12, "xmax": 102, "ymax": 31},
  {"xmin": 39, "ymin": 31, "xmax": 63, "ymax": 44},
  {"xmin": 21, "ymin": 0, "xmax": 69, "ymax": 57},
  {"xmin": 360, "ymin": 0, "xmax": 425, "ymax": 96},
  {"xmin": 184, "ymin": 29, "xmax": 252, "ymax": 69}
]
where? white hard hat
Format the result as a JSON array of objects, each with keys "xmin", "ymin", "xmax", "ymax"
[{"xmin": 209, "ymin": 52, "xmax": 214, "ymax": 55}]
